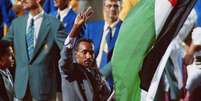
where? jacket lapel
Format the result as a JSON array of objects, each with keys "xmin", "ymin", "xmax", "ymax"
[
  {"xmin": 95, "ymin": 21, "xmax": 105, "ymax": 56},
  {"xmin": 29, "ymin": 13, "xmax": 50, "ymax": 62},
  {"xmin": 108, "ymin": 20, "xmax": 122, "ymax": 51},
  {"xmin": 21, "ymin": 15, "xmax": 30, "ymax": 61}
]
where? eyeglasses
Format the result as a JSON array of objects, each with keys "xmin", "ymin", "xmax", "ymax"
[{"xmin": 104, "ymin": 4, "xmax": 119, "ymax": 9}]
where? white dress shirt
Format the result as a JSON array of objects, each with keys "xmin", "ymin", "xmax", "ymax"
[{"xmin": 57, "ymin": 7, "xmax": 70, "ymax": 22}]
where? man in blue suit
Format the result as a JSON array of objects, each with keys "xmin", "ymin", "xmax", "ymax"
[
  {"xmin": 3, "ymin": 0, "xmax": 67, "ymax": 100},
  {"xmin": 51, "ymin": 0, "xmax": 77, "ymax": 34},
  {"xmin": 84, "ymin": 0, "xmax": 122, "ymax": 89}
]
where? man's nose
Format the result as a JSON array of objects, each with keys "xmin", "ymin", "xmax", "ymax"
[
  {"xmin": 110, "ymin": 6, "xmax": 116, "ymax": 11},
  {"xmin": 86, "ymin": 52, "xmax": 92, "ymax": 59}
]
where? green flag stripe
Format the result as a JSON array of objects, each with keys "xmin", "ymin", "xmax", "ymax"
[{"xmin": 112, "ymin": 0, "xmax": 155, "ymax": 100}]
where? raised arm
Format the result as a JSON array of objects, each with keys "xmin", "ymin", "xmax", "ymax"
[
  {"xmin": 59, "ymin": 7, "xmax": 94, "ymax": 74},
  {"xmin": 69, "ymin": 6, "xmax": 93, "ymax": 38}
]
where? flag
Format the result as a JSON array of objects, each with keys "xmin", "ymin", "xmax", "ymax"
[
  {"xmin": 139, "ymin": 0, "xmax": 197, "ymax": 93},
  {"xmin": 119, "ymin": 0, "xmax": 140, "ymax": 21},
  {"xmin": 146, "ymin": 8, "xmax": 198, "ymax": 100},
  {"xmin": 155, "ymin": 0, "xmax": 175, "ymax": 36},
  {"xmin": 111, "ymin": 0, "xmax": 156, "ymax": 100}
]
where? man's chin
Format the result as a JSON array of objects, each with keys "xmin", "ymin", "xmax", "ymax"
[{"xmin": 83, "ymin": 63, "xmax": 92, "ymax": 68}]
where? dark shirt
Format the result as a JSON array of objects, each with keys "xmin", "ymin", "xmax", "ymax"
[{"xmin": 0, "ymin": 69, "xmax": 13, "ymax": 101}]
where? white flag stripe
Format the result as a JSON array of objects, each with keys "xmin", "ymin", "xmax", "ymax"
[
  {"xmin": 155, "ymin": 0, "xmax": 173, "ymax": 37},
  {"xmin": 146, "ymin": 42, "xmax": 173, "ymax": 101},
  {"xmin": 146, "ymin": 8, "xmax": 198, "ymax": 101}
]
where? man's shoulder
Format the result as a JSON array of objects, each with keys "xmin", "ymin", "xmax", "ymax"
[
  {"xmin": 11, "ymin": 15, "xmax": 27, "ymax": 24},
  {"xmin": 44, "ymin": 13, "xmax": 61, "ymax": 24},
  {"xmin": 63, "ymin": 8, "xmax": 77, "ymax": 23},
  {"xmin": 68, "ymin": 8, "xmax": 77, "ymax": 17},
  {"xmin": 86, "ymin": 20, "xmax": 105, "ymax": 26},
  {"xmin": 85, "ymin": 20, "xmax": 105, "ymax": 31}
]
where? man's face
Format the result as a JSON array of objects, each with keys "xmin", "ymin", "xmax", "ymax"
[
  {"xmin": 0, "ymin": 47, "xmax": 15, "ymax": 69},
  {"xmin": 103, "ymin": 0, "xmax": 120, "ymax": 23},
  {"xmin": 75, "ymin": 41, "xmax": 95, "ymax": 68},
  {"xmin": 54, "ymin": 0, "xmax": 69, "ymax": 10},
  {"xmin": 22, "ymin": 0, "xmax": 39, "ymax": 10}
]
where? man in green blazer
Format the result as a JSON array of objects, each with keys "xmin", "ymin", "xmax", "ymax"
[{"xmin": 3, "ymin": 0, "xmax": 67, "ymax": 100}]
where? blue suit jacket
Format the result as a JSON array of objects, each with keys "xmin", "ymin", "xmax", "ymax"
[
  {"xmin": 50, "ymin": 8, "xmax": 77, "ymax": 34},
  {"xmin": 84, "ymin": 20, "xmax": 122, "ymax": 63}
]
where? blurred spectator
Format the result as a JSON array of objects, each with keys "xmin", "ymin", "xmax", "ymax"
[
  {"xmin": 12, "ymin": 0, "xmax": 25, "ymax": 16},
  {"xmin": 119, "ymin": 0, "xmax": 139, "ymax": 21},
  {"xmin": 51, "ymin": 0, "xmax": 77, "ymax": 34},
  {"xmin": 3, "ymin": 0, "xmax": 67, "ymax": 100},
  {"xmin": 0, "ymin": 40, "xmax": 15, "ymax": 101},
  {"xmin": 184, "ymin": 27, "xmax": 201, "ymax": 101}
]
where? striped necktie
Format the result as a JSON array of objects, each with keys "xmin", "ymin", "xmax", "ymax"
[
  {"xmin": 26, "ymin": 18, "xmax": 34, "ymax": 60},
  {"xmin": 105, "ymin": 27, "xmax": 112, "ymax": 48}
]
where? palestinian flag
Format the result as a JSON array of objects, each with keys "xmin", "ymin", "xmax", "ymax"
[
  {"xmin": 140, "ymin": 0, "xmax": 197, "ymax": 91},
  {"xmin": 111, "ymin": 0, "xmax": 197, "ymax": 100}
]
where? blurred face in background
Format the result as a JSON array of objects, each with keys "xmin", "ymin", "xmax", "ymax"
[
  {"xmin": 54, "ymin": 0, "xmax": 69, "ymax": 10},
  {"xmin": 12, "ymin": 1, "xmax": 25, "ymax": 16},
  {"xmin": 22, "ymin": 0, "xmax": 40, "ymax": 10},
  {"xmin": 103, "ymin": 0, "xmax": 120, "ymax": 24},
  {"xmin": 0, "ymin": 47, "xmax": 15, "ymax": 70}
]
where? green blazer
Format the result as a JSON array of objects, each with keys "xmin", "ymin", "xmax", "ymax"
[{"xmin": 3, "ymin": 13, "xmax": 67, "ymax": 100}]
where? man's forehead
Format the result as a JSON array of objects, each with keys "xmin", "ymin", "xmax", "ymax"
[
  {"xmin": 104, "ymin": 0, "xmax": 120, "ymax": 3},
  {"xmin": 104, "ymin": 0, "xmax": 120, "ymax": 6},
  {"xmin": 78, "ymin": 42, "xmax": 94, "ymax": 50}
]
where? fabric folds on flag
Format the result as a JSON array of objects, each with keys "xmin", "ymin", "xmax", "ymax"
[
  {"xmin": 111, "ymin": 0, "xmax": 155, "ymax": 100},
  {"xmin": 139, "ymin": 0, "xmax": 197, "ymax": 92}
]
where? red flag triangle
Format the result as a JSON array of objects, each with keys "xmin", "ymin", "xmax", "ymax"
[{"xmin": 169, "ymin": 0, "xmax": 177, "ymax": 7}]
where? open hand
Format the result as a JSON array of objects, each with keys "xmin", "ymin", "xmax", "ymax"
[{"xmin": 74, "ymin": 6, "xmax": 94, "ymax": 26}]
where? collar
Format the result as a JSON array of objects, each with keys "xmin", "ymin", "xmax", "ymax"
[
  {"xmin": 58, "ymin": 7, "xmax": 70, "ymax": 17},
  {"xmin": 0, "ymin": 68, "xmax": 9, "ymax": 77},
  {"xmin": 104, "ymin": 19, "xmax": 120, "ymax": 32},
  {"xmin": 28, "ymin": 10, "xmax": 44, "ymax": 20}
]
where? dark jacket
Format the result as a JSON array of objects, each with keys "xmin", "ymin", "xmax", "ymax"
[{"xmin": 59, "ymin": 46, "xmax": 111, "ymax": 101}]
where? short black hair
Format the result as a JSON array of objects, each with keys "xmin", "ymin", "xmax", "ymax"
[
  {"xmin": 0, "ymin": 40, "xmax": 12, "ymax": 56},
  {"xmin": 74, "ymin": 38, "xmax": 94, "ymax": 51}
]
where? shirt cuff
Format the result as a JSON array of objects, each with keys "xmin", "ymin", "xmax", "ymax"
[{"xmin": 64, "ymin": 36, "xmax": 76, "ymax": 48}]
